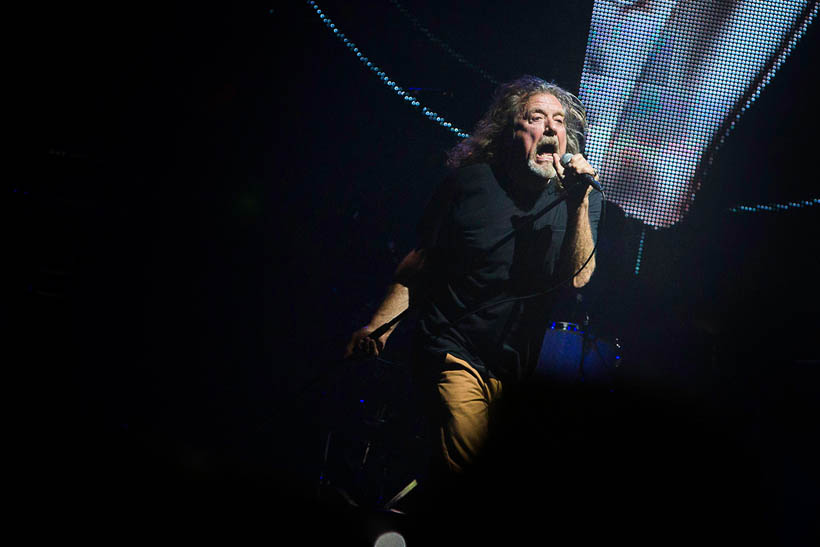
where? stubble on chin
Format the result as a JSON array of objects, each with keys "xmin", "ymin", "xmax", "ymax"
[{"xmin": 527, "ymin": 158, "xmax": 556, "ymax": 181}]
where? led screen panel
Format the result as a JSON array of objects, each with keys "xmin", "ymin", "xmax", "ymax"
[{"xmin": 579, "ymin": 0, "xmax": 815, "ymax": 228}]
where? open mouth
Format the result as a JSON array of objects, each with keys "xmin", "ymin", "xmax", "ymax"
[{"xmin": 535, "ymin": 140, "xmax": 557, "ymax": 161}]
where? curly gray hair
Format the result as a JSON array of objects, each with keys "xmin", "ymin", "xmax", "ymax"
[{"xmin": 446, "ymin": 75, "xmax": 587, "ymax": 169}]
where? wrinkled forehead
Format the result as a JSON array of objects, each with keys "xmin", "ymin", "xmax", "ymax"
[{"xmin": 520, "ymin": 92, "xmax": 565, "ymax": 117}]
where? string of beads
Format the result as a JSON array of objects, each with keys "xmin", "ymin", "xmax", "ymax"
[{"xmin": 306, "ymin": 1, "xmax": 470, "ymax": 139}]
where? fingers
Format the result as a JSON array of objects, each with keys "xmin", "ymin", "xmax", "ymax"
[
  {"xmin": 555, "ymin": 153, "xmax": 600, "ymax": 190},
  {"xmin": 563, "ymin": 153, "xmax": 598, "ymax": 178},
  {"xmin": 344, "ymin": 328, "xmax": 382, "ymax": 359},
  {"xmin": 552, "ymin": 153, "xmax": 566, "ymax": 179},
  {"xmin": 344, "ymin": 329, "xmax": 366, "ymax": 359},
  {"xmin": 356, "ymin": 335, "xmax": 381, "ymax": 356}
]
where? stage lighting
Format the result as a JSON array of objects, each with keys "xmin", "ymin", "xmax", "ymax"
[{"xmin": 374, "ymin": 531, "xmax": 406, "ymax": 547}]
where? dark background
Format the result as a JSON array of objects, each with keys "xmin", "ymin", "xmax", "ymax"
[{"xmin": 16, "ymin": 0, "xmax": 818, "ymax": 543}]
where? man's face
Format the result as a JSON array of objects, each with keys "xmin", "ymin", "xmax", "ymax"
[{"xmin": 510, "ymin": 92, "xmax": 568, "ymax": 181}]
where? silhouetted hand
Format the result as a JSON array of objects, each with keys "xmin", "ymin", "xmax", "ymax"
[{"xmin": 344, "ymin": 326, "xmax": 385, "ymax": 359}]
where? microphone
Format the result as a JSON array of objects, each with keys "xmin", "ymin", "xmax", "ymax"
[{"xmin": 560, "ymin": 153, "xmax": 603, "ymax": 193}]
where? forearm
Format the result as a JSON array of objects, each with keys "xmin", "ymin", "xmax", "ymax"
[
  {"xmin": 354, "ymin": 248, "xmax": 424, "ymax": 352},
  {"xmin": 369, "ymin": 247, "xmax": 426, "ymax": 333},
  {"xmin": 559, "ymin": 201, "xmax": 596, "ymax": 288},
  {"xmin": 345, "ymin": 281, "xmax": 410, "ymax": 359},
  {"xmin": 366, "ymin": 283, "xmax": 410, "ymax": 339}
]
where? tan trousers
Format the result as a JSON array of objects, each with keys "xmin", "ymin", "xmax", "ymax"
[{"xmin": 438, "ymin": 353, "xmax": 503, "ymax": 473}]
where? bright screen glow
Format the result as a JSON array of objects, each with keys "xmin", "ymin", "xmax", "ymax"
[{"xmin": 579, "ymin": 0, "xmax": 815, "ymax": 228}]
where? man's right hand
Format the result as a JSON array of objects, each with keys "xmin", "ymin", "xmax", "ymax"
[
  {"xmin": 343, "ymin": 281, "xmax": 411, "ymax": 360},
  {"xmin": 344, "ymin": 326, "xmax": 385, "ymax": 359}
]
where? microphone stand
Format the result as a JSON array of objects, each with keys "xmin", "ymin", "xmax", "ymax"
[{"xmin": 366, "ymin": 308, "xmax": 410, "ymax": 344}]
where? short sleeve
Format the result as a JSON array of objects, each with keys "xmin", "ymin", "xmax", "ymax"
[{"xmin": 587, "ymin": 187, "xmax": 604, "ymax": 246}]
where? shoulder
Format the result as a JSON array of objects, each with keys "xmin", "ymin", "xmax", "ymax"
[
  {"xmin": 422, "ymin": 164, "xmax": 499, "ymax": 213},
  {"xmin": 449, "ymin": 163, "xmax": 496, "ymax": 185},
  {"xmin": 442, "ymin": 163, "xmax": 498, "ymax": 198}
]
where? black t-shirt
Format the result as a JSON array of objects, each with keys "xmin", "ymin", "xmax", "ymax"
[{"xmin": 413, "ymin": 163, "xmax": 603, "ymax": 384}]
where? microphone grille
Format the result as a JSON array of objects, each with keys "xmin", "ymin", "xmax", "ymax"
[{"xmin": 560, "ymin": 153, "xmax": 573, "ymax": 167}]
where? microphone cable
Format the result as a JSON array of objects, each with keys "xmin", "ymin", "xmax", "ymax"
[
  {"xmin": 365, "ymin": 183, "xmax": 606, "ymax": 344},
  {"xmin": 448, "ymin": 185, "xmax": 606, "ymax": 327}
]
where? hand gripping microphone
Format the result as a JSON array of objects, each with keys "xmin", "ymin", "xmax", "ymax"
[{"xmin": 560, "ymin": 153, "xmax": 603, "ymax": 193}]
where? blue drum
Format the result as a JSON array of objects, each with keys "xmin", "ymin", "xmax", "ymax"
[{"xmin": 535, "ymin": 322, "xmax": 621, "ymax": 386}]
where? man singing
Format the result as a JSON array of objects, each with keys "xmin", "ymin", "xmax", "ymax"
[{"xmin": 345, "ymin": 75, "xmax": 602, "ymax": 474}]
